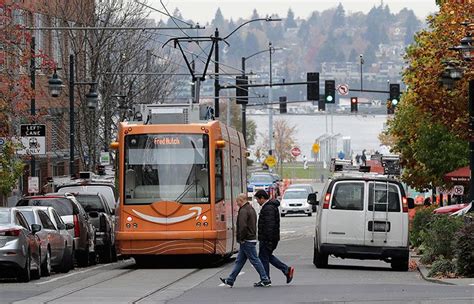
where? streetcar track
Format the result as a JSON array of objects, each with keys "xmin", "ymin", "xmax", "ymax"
[
  {"xmin": 132, "ymin": 268, "xmax": 202, "ymax": 304},
  {"xmin": 42, "ymin": 268, "xmax": 137, "ymax": 304}
]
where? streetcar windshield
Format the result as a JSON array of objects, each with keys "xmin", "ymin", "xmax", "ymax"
[{"xmin": 124, "ymin": 134, "xmax": 210, "ymax": 205}]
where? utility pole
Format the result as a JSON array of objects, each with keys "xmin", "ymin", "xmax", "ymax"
[
  {"xmin": 241, "ymin": 57, "xmax": 247, "ymax": 144},
  {"xmin": 146, "ymin": 50, "xmax": 151, "ymax": 104},
  {"xmin": 469, "ymin": 79, "xmax": 474, "ymax": 203},
  {"xmin": 214, "ymin": 28, "xmax": 220, "ymax": 117},
  {"xmin": 360, "ymin": 54, "xmax": 364, "ymax": 91},
  {"xmin": 268, "ymin": 42, "xmax": 273, "ymax": 154},
  {"xmin": 30, "ymin": 36, "xmax": 36, "ymax": 178}
]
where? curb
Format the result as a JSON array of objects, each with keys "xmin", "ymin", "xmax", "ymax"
[{"xmin": 416, "ymin": 264, "xmax": 456, "ymax": 285}]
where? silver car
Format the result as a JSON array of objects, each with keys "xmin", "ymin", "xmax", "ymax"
[
  {"xmin": 280, "ymin": 188, "xmax": 312, "ymax": 217},
  {"xmin": 0, "ymin": 208, "xmax": 42, "ymax": 282},
  {"xmin": 15, "ymin": 207, "xmax": 74, "ymax": 275}
]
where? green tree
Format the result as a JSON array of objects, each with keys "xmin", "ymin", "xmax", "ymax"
[
  {"xmin": 0, "ymin": 142, "xmax": 24, "ymax": 206},
  {"xmin": 285, "ymin": 8, "xmax": 297, "ymax": 29},
  {"xmin": 331, "ymin": 3, "xmax": 345, "ymax": 29}
]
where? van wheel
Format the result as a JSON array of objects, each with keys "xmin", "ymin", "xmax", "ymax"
[
  {"xmin": 391, "ymin": 258, "xmax": 409, "ymax": 271},
  {"xmin": 313, "ymin": 245, "xmax": 328, "ymax": 268}
]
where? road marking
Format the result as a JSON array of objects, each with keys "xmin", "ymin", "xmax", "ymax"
[
  {"xmin": 469, "ymin": 283, "xmax": 474, "ymax": 286},
  {"xmin": 35, "ymin": 262, "xmax": 122, "ymax": 285}
]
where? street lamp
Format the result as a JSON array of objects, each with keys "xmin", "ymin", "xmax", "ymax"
[
  {"xmin": 214, "ymin": 17, "xmax": 281, "ymax": 118},
  {"xmin": 447, "ymin": 25, "xmax": 474, "ymax": 204},
  {"xmin": 240, "ymin": 44, "xmax": 284, "ymax": 145},
  {"xmin": 48, "ymin": 54, "xmax": 98, "ymax": 177}
]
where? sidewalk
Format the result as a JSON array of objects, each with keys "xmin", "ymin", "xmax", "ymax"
[{"xmin": 412, "ymin": 255, "xmax": 474, "ymax": 286}]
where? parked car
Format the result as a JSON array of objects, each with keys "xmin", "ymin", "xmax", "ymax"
[
  {"xmin": 0, "ymin": 207, "xmax": 42, "ymax": 282},
  {"xmin": 16, "ymin": 194, "xmax": 96, "ymax": 267},
  {"xmin": 280, "ymin": 188, "xmax": 312, "ymax": 217},
  {"xmin": 14, "ymin": 207, "xmax": 74, "ymax": 275},
  {"xmin": 247, "ymin": 173, "xmax": 279, "ymax": 199},
  {"xmin": 433, "ymin": 203, "xmax": 469, "ymax": 215},
  {"xmin": 312, "ymin": 173, "xmax": 415, "ymax": 271},
  {"xmin": 72, "ymin": 192, "xmax": 117, "ymax": 263},
  {"xmin": 287, "ymin": 183, "xmax": 316, "ymax": 211},
  {"xmin": 56, "ymin": 182, "xmax": 118, "ymax": 211}
]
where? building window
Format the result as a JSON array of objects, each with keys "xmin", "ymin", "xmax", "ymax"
[{"xmin": 52, "ymin": 17, "xmax": 62, "ymax": 66}]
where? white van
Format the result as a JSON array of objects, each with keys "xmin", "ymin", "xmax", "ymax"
[{"xmin": 310, "ymin": 173, "xmax": 415, "ymax": 271}]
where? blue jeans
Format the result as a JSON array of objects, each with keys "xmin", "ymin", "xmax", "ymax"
[
  {"xmin": 259, "ymin": 241, "xmax": 289, "ymax": 279},
  {"xmin": 226, "ymin": 241, "xmax": 270, "ymax": 284}
]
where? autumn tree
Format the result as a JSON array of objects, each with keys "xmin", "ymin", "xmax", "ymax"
[
  {"xmin": 219, "ymin": 99, "xmax": 257, "ymax": 146},
  {"xmin": 386, "ymin": 1, "xmax": 472, "ymax": 190}
]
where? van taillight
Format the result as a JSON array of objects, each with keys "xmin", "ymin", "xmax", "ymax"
[
  {"xmin": 402, "ymin": 197, "xmax": 408, "ymax": 213},
  {"xmin": 73, "ymin": 215, "xmax": 81, "ymax": 237},
  {"xmin": 323, "ymin": 193, "xmax": 331, "ymax": 209},
  {"xmin": 0, "ymin": 229, "xmax": 21, "ymax": 236}
]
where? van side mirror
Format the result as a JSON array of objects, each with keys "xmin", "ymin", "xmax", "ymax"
[
  {"xmin": 308, "ymin": 193, "xmax": 318, "ymax": 205},
  {"xmin": 57, "ymin": 223, "xmax": 66, "ymax": 230},
  {"xmin": 407, "ymin": 198, "xmax": 415, "ymax": 209},
  {"xmin": 31, "ymin": 224, "xmax": 42, "ymax": 234}
]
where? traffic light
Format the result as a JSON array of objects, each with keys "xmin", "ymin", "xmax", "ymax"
[
  {"xmin": 387, "ymin": 99, "xmax": 394, "ymax": 114},
  {"xmin": 350, "ymin": 97, "xmax": 358, "ymax": 113},
  {"xmin": 389, "ymin": 84, "xmax": 400, "ymax": 108},
  {"xmin": 279, "ymin": 96, "xmax": 287, "ymax": 114},
  {"xmin": 236, "ymin": 76, "xmax": 248, "ymax": 105},
  {"xmin": 318, "ymin": 98, "xmax": 326, "ymax": 111},
  {"xmin": 307, "ymin": 72, "xmax": 319, "ymax": 101},
  {"xmin": 325, "ymin": 80, "xmax": 335, "ymax": 103}
]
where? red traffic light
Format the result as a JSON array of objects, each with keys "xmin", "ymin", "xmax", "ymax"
[{"xmin": 351, "ymin": 97, "xmax": 357, "ymax": 103}]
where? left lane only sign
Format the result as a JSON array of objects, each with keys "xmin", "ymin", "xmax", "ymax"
[{"xmin": 17, "ymin": 124, "xmax": 46, "ymax": 155}]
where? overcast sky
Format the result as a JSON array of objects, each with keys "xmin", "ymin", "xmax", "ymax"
[{"xmin": 148, "ymin": 0, "xmax": 439, "ymax": 24}]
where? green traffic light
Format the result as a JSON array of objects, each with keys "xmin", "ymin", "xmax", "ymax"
[
  {"xmin": 326, "ymin": 96, "xmax": 333, "ymax": 102},
  {"xmin": 392, "ymin": 99, "xmax": 398, "ymax": 106}
]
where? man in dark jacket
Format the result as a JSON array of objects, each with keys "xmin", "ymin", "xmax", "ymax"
[
  {"xmin": 220, "ymin": 194, "xmax": 271, "ymax": 287},
  {"xmin": 255, "ymin": 189, "xmax": 294, "ymax": 284}
]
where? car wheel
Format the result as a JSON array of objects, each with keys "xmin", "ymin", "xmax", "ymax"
[
  {"xmin": 76, "ymin": 249, "xmax": 89, "ymax": 267},
  {"xmin": 58, "ymin": 245, "xmax": 72, "ymax": 273},
  {"xmin": 99, "ymin": 244, "xmax": 113, "ymax": 264},
  {"xmin": 89, "ymin": 250, "xmax": 97, "ymax": 265},
  {"xmin": 391, "ymin": 258, "xmax": 409, "ymax": 271},
  {"xmin": 313, "ymin": 244, "xmax": 328, "ymax": 268},
  {"xmin": 307, "ymin": 213, "xmax": 312, "ymax": 217},
  {"xmin": 41, "ymin": 248, "xmax": 52, "ymax": 277},
  {"xmin": 18, "ymin": 253, "xmax": 31, "ymax": 282}
]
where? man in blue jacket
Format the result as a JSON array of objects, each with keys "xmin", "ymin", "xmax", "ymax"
[{"xmin": 254, "ymin": 189, "xmax": 294, "ymax": 284}]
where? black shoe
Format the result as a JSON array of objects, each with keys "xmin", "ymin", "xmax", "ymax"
[
  {"xmin": 253, "ymin": 280, "xmax": 271, "ymax": 287},
  {"xmin": 286, "ymin": 266, "xmax": 294, "ymax": 284},
  {"xmin": 220, "ymin": 277, "xmax": 234, "ymax": 287}
]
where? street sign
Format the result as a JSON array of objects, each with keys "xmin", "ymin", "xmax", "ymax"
[
  {"xmin": 28, "ymin": 176, "xmax": 39, "ymax": 193},
  {"xmin": 100, "ymin": 152, "xmax": 110, "ymax": 165},
  {"xmin": 312, "ymin": 143, "xmax": 320, "ymax": 154},
  {"xmin": 18, "ymin": 124, "xmax": 46, "ymax": 155},
  {"xmin": 291, "ymin": 147, "xmax": 301, "ymax": 157},
  {"xmin": 453, "ymin": 185, "xmax": 464, "ymax": 196},
  {"xmin": 337, "ymin": 84, "xmax": 349, "ymax": 96},
  {"xmin": 265, "ymin": 155, "xmax": 277, "ymax": 167}
]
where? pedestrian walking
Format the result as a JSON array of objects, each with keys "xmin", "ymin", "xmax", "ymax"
[
  {"xmin": 254, "ymin": 189, "xmax": 295, "ymax": 285},
  {"xmin": 220, "ymin": 193, "xmax": 271, "ymax": 288}
]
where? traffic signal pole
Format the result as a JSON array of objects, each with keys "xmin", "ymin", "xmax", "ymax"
[
  {"xmin": 241, "ymin": 57, "xmax": 247, "ymax": 144},
  {"xmin": 269, "ymin": 42, "xmax": 273, "ymax": 155}
]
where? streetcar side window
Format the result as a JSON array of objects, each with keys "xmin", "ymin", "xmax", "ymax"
[{"xmin": 215, "ymin": 150, "xmax": 224, "ymax": 202}]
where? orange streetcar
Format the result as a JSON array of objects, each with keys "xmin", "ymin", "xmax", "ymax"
[{"xmin": 111, "ymin": 105, "xmax": 246, "ymax": 263}]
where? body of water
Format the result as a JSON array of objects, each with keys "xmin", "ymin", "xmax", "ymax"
[{"xmin": 248, "ymin": 113, "xmax": 389, "ymax": 160}]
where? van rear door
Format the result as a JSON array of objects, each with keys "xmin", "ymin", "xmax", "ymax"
[
  {"xmin": 364, "ymin": 181, "xmax": 404, "ymax": 247},
  {"xmin": 325, "ymin": 181, "xmax": 366, "ymax": 245}
]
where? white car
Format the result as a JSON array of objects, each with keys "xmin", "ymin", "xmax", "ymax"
[
  {"xmin": 280, "ymin": 188, "xmax": 312, "ymax": 217},
  {"xmin": 311, "ymin": 174, "xmax": 415, "ymax": 271}
]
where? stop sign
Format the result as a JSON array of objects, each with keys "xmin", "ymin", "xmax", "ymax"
[{"xmin": 291, "ymin": 147, "xmax": 301, "ymax": 157}]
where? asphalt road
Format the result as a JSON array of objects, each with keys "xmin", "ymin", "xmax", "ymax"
[{"xmin": 1, "ymin": 215, "xmax": 473, "ymax": 304}]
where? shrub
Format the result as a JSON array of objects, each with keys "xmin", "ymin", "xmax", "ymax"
[
  {"xmin": 422, "ymin": 215, "xmax": 464, "ymax": 260},
  {"xmin": 410, "ymin": 206, "xmax": 436, "ymax": 247},
  {"xmin": 454, "ymin": 221, "xmax": 474, "ymax": 277},
  {"xmin": 428, "ymin": 258, "xmax": 456, "ymax": 277}
]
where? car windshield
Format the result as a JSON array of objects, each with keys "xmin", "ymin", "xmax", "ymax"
[
  {"xmin": 16, "ymin": 198, "xmax": 74, "ymax": 216},
  {"xmin": 75, "ymin": 195, "xmax": 105, "ymax": 213},
  {"xmin": 283, "ymin": 191, "xmax": 308, "ymax": 199},
  {"xmin": 250, "ymin": 175, "xmax": 274, "ymax": 183},
  {"xmin": 0, "ymin": 210, "xmax": 10, "ymax": 224},
  {"xmin": 124, "ymin": 133, "xmax": 210, "ymax": 205},
  {"xmin": 19, "ymin": 210, "xmax": 36, "ymax": 225}
]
